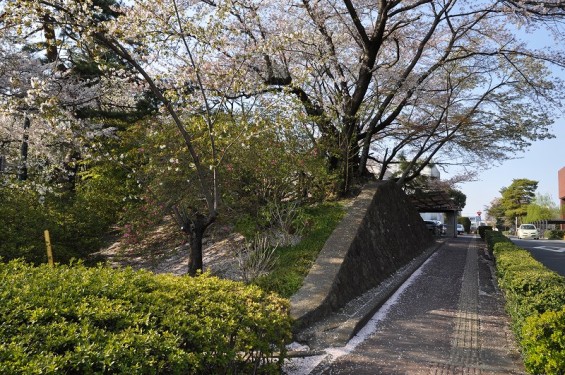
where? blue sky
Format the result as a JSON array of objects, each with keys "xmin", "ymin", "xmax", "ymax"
[
  {"xmin": 454, "ymin": 26, "xmax": 565, "ymax": 219},
  {"xmin": 456, "ymin": 118, "xmax": 564, "ymax": 218}
]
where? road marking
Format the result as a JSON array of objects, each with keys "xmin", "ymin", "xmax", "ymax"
[{"xmin": 534, "ymin": 246, "xmax": 565, "ymax": 253}]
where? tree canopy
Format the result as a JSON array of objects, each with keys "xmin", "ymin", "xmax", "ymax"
[
  {"xmin": 523, "ymin": 193, "xmax": 561, "ymax": 223},
  {"xmin": 2, "ymin": 0, "xmax": 565, "ymax": 272},
  {"xmin": 487, "ymin": 178, "xmax": 539, "ymax": 226},
  {"xmin": 4, "ymin": 0, "xmax": 564, "ymax": 190}
]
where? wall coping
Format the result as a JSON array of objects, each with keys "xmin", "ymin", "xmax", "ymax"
[{"xmin": 290, "ymin": 182, "xmax": 379, "ymax": 323}]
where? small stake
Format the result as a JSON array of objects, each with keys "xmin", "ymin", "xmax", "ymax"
[{"xmin": 44, "ymin": 230, "xmax": 54, "ymax": 267}]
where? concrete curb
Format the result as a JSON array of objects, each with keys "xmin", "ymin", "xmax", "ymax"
[{"xmin": 292, "ymin": 238, "xmax": 446, "ymax": 351}]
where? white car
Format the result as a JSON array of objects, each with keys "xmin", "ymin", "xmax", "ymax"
[
  {"xmin": 517, "ymin": 224, "xmax": 539, "ymax": 240},
  {"xmin": 457, "ymin": 224, "xmax": 465, "ymax": 234}
]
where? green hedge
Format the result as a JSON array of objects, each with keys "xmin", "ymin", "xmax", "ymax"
[
  {"xmin": 484, "ymin": 230, "xmax": 511, "ymax": 247},
  {"xmin": 486, "ymin": 231, "xmax": 565, "ymax": 374},
  {"xmin": 0, "ymin": 260, "xmax": 292, "ymax": 374},
  {"xmin": 477, "ymin": 225, "xmax": 493, "ymax": 240},
  {"xmin": 547, "ymin": 230, "xmax": 565, "ymax": 240}
]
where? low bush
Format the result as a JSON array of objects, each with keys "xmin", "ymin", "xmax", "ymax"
[
  {"xmin": 486, "ymin": 231, "xmax": 565, "ymax": 374},
  {"xmin": 484, "ymin": 230, "xmax": 510, "ymax": 256},
  {"xmin": 522, "ymin": 307, "xmax": 565, "ymax": 375},
  {"xmin": 547, "ymin": 229, "xmax": 565, "ymax": 240},
  {"xmin": 237, "ymin": 235, "xmax": 279, "ymax": 283},
  {"xmin": 253, "ymin": 202, "xmax": 345, "ymax": 298},
  {"xmin": 0, "ymin": 179, "xmax": 127, "ymax": 266},
  {"xmin": 0, "ymin": 260, "xmax": 292, "ymax": 374},
  {"xmin": 478, "ymin": 225, "xmax": 493, "ymax": 239}
]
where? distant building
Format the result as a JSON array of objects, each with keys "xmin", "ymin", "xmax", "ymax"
[
  {"xmin": 368, "ymin": 161, "xmax": 447, "ymax": 223},
  {"xmin": 421, "ymin": 164, "xmax": 441, "ymax": 180},
  {"xmin": 367, "ymin": 161, "xmax": 441, "ymax": 181},
  {"xmin": 557, "ymin": 167, "xmax": 565, "ymax": 219},
  {"xmin": 418, "ymin": 164, "xmax": 443, "ymax": 222}
]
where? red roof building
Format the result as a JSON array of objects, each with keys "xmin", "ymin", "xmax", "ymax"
[{"xmin": 557, "ymin": 167, "xmax": 565, "ymax": 219}]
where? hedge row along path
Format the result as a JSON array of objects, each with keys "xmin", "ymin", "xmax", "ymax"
[
  {"xmin": 488, "ymin": 230, "xmax": 565, "ymax": 374},
  {"xmin": 0, "ymin": 260, "xmax": 291, "ymax": 374}
]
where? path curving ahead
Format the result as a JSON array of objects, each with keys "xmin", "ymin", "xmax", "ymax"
[{"xmin": 284, "ymin": 236, "xmax": 525, "ymax": 375}]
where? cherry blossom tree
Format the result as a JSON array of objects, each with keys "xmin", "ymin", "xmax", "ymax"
[
  {"xmin": 2, "ymin": 0, "xmax": 265, "ymax": 275},
  {"xmin": 0, "ymin": 0, "xmax": 162, "ymax": 264},
  {"xmin": 0, "ymin": 1, "xmax": 144, "ymax": 189},
  {"xmin": 188, "ymin": 0, "xmax": 565, "ymax": 192},
  {"xmin": 4, "ymin": 0, "xmax": 565, "ymax": 274}
]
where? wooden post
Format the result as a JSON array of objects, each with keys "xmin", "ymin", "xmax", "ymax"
[{"xmin": 44, "ymin": 230, "xmax": 54, "ymax": 267}]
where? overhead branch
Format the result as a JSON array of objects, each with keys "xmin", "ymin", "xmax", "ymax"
[
  {"xmin": 92, "ymin": 31, "xmax": 217, "ymax": 223},
  {"xmin": 342, "ymin": 0, "xmax": 370, "ymax": 46}
]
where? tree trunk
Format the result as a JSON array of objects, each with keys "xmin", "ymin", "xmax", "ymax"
[
  {"xmin": 187, "ymin": 214, "xmax": 208, "ymax": 276},
  {"xmin": 18, "ymin": 116, "xmax": 30, "ymax": 181},
  {"xmin": 62, "ymin": 150, "xmax": 81, "ymax": 192},
  {"xmin": 42, "ymin": 14, "xmax": 58, "ymax": 64},
  {"xmin": 338, "ymin": 117, "xmax": 363, "ymax": 195},
  {"xmin": 174, "ymin": 208, "xmax": 214, "ymax": 276}
]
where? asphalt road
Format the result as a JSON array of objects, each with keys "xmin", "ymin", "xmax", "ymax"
[{"xmin": 510, "ymin": 237, "xmax": 565, "ymax": 276}]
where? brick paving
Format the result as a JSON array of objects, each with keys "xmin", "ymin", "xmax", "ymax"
[{"xmin": 299, "ymin": 236, "xmax": 525, "ymax": 375}]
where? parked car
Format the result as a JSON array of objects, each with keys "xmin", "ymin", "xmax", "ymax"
[
  {"xmin": 517, "ymin": 224, "xmax": 539, "ymax": 240},
  {"xmin": 457, "ymin": 224, "xmax": 465, "ymax": 235},
  {"xmin": 423, "ymin": 220, "xmax": 440, "ymax": 235}
]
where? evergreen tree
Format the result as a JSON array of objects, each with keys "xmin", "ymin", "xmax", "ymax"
[{"xmin": 499, "ymin": 179, "xmax": 538, "ymax": 224}]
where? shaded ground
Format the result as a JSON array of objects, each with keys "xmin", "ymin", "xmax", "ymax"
[
  {"xmin": 97, "ymin": 217, "xmax": 245, "ymax": 280},
  {"xmin": 284, "ymin": 236, "xmax": 525, "ymax": 375}
]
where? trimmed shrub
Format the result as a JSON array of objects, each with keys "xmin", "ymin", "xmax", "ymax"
[
  {"xmin": 478, "ymin": 225, "xmax": 493, "ymax": 240},
  {"xmin": 522, "ymin": 307, "xmax": 565, "ymax": 375},
  {"xmin": 486, "ymin": 231, "xmax": 565, "ymax": 374},
  {"xmin": 484, "ymin": 230, "xmax": 510, "ymax": 257},
  {"xmin": 0, "ymin": 260, "xmax": 292, "ymax": 374},
  {"xmin": 547, "ymin": 230, "xmax": 565, "ymax": 240},
  {"xmin": 493, "ymin": 243, "xmax": 565, "ymax": 319}
]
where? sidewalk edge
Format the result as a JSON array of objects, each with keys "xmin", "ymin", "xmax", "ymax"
[{"xmin": 294, "ymin": 238, "xmax": 447, "ymax": 351}]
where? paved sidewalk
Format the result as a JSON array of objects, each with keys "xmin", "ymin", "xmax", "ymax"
[{"xmin": 284, "ymin": 236, "xmax": 525, "ymax": 374}]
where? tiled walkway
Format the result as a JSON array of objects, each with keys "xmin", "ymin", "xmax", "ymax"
[{"xmin": 288, "ymin": 237, "xmax": 525, "ymax": 375}]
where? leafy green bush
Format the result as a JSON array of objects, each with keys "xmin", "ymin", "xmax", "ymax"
[
  {"xmin": 235, "ymin": 213, "xmax": 261, "ymax": 239},
  {"xmin": 0, "ymin": 187, "xmax": 49, "ymax": 264},
  {"xmin": 486, "ymin": 231, "xmax": 565, "ymax": 373},
  {"xmin": 478, "ymin": 225, "xmax": 493, "ymax": 239},
  {"xmin": 493, "ymin": 241, "xmax": 565, "ymax": 328},
  {"xmin": 0, "ymin": 260, "xmax": 292, "ymax": 374},
  {"xmin": 0, "ymin": 169, "xmax": 130, "ymax": 265},
  {"xmin": 522, "ymin": 307, "xmax": 565, "ymax": 375},
  {"xmin": 547, "ymin": 230, "xmax": 565, "ymax": 240},
  {"xmin": 484, "ymin": 230, "xmax": 510, "ymax": 257}
]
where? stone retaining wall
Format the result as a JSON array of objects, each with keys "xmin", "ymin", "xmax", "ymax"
[{"xmin": 290, "ymin": 181, "xmax": 433, "ymax": 329}]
